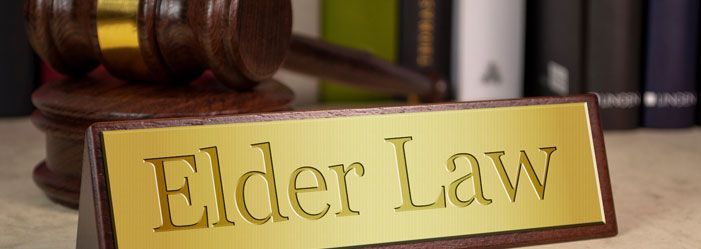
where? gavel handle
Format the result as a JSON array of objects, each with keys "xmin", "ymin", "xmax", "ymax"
[{"xmin": 284, "ymin": 34, "xmax": 447, "ymax": 100}]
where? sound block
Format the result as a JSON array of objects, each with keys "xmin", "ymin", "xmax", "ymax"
[{"xmin": 31, "ymin": 72, "xmax": 293, "ymax": 209}]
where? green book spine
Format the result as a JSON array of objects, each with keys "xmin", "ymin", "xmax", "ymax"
[{"xmin": 321, "ymin": 0, "xmax": 398, "ymax": 102}]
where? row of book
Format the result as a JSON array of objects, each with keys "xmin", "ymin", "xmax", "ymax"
[
  {"xmin": 280, "ymin": 0, "xmax": 700, "ymax": 130},
  {"xmin": 526, "ymin": 0, "xmax": 699, "ymax": 129},
  {"xmin": 3, "ymin": 0, "xmax": 699, "ymax": 131}
]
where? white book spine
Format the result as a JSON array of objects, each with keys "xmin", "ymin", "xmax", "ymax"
[
  {"xmin": 453, "ymin": 0, "xmax": 525, "ymax": 101},
  {"xmin": 274, "ymin": 0, "xmax": 320, "ymax": 106}
]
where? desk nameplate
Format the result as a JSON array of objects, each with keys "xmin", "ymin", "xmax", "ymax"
[{"xmin": 77, "ymin": 95, "xmax": 617, "ymax": 248}]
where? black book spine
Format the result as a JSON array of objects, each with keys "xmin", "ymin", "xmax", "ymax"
[
  {"xmin": 643, "ymin": 0, "xmax": 699, "ymax": 128},
  {"xmin": 398, "ymin": 0, "xmax": 452, "ymax": 98},
  {"xmin": 0, "ymin": 0, "xmax": 37, "ymax": 117},
  {"xmin": 525, "ymin": 0, "xmax": 586, "ymax": 97},
  {"xmin": 586, "ymin": 0, "xmax": 643, "ymax": 130}
]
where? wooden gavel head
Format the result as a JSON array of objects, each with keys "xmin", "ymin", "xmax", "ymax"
[{"xmin": 26, "ymin": 0, "xmax": 292, "ymax": 90}]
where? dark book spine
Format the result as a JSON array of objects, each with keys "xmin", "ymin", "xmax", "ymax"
[
  {"xmin": 0, "ymin": 0, "xmax": 37, "ymax": 116},
  {"xmin": 586, "ymin": 0, "xmax": 643, "ymax": 130},
  {"xmin": 398, "ymin": 0, "xmax": 452, "ymax": 98},
  {"xmin": 525, "ymin": 0, "xmax": 586, "ymax": 97},
  {"xmin": 643, "ymin": 0, "xmax": 699, "ymax": 128}
]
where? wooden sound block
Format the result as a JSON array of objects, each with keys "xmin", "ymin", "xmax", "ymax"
[{"xmin": 31, "ymin": 72, "xmax": 293, "ymax": 209}]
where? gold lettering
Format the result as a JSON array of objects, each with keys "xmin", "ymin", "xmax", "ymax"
[
  {"xmin": 329, "ymin": 163, "xmax": 365, "ymax": 217},
  {"xmin": 235, "ymin": 142, "xmax": 289, "ymax": 225},
  {"xmin": 446, "ymin": 154, "xmax": 492, "ymax": 207},
  {"xmin": 485, "ymin": 147, "xmax": 557, "ymax": 202},
  {"xmin": 200, "ymin": 147, "xmax": 235, "ymax": 227},
  {"xmin": 288, "ymin": 167, "xmax": 331, "ymax": 220},
  {"xmin": 146, "ymin": 156, "xmax": 208, "ymax": 232},
  {"xmin": 385, "ymin": 137, "xmax": 446, "ymax": 212}
]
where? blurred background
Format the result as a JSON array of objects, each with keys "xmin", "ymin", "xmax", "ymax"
[{"xmin": 2, "ymin": 0, "xmax": 700, "ymax": 130}]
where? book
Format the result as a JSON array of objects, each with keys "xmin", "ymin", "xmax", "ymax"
[
  {"xmin": 526, "ymin": 0, "xmax": 644, "ymax": 129},
  {"xmin": 276, "ymin": 0, "xmax": 320, "ymax": 106},
  {"xmin": 398, "ymin": 0, "xmax": 452, "ymax": 98},
  {"xmin": 524, "ymin": 0, "xmax": 585, "ymax": 97},
  {"xmin": 586, "ymin": 0, "xmax": 643, "ymax": 130},
  {"xmin": 643, "ymin": 0, "xmax": 699, "ymax": 128},
  {"xmin": 0, "ymin": 0, "xmax": 37, "ymax": 116},
  {"xmin": 453, "ymin": 0, "xmax": 525, "ymax": 101},
  {"xmin": 320, "ymin": 0, "xmax": 398, "ymax": 102}
]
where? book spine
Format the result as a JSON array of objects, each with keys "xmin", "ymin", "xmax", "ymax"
[
  {"xmin": 453, "ymin": 0, "xmax": 525, "ymax": 101},
  {"xmin": 524, "ymin": 0, "xmax": 586, "ymax": 97},
  {"xmin": 643, "ymin": 0, "xmax": 700, "ymax": 128},
  {"xmin": 586, "ymin": 0, "xmax": 643, "ymax": 130},
  {"xmin": 320, "ymin": 0, "xmax": 398, "ymax": 103},
  {"xmin": 398, "ymin": 0, "xmax": 452, "ymax": 98},
  {"xmin": 275, "ymin": 0, "xmax": 321, "ymax": 107},
  {"xmin": 0, "ymin": 0, "xmax": 37, "ymax": 116}
]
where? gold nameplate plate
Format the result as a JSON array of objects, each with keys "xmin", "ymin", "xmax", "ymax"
[{"xmin": 77, "ymin": 95, "xmax": 617, "ymax": 248}]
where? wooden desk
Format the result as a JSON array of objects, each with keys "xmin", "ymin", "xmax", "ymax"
[{"xmin": 1, "ymin": 118, "xmax": 699, "ymax": 248}]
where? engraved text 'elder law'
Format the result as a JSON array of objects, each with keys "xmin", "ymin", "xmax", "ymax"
[{"xmin": 144, "ymin": 137, "xmax": 557, "ymax": 232}]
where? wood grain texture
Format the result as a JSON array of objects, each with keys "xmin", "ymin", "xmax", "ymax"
[
  {"xmin": 131, "ymin": 0, "xmax": 174, "ymax": 83},
  {"xmin": 31, "ymin": 72, "xmax": 293, "ymax": 208},
  {"xmin": 156, "ymin": 0, "xmax": 207, "ymax": 81},
  {"xmin": 33, "ymin": 161, "xmax": 81, "ymax": 209},
  {"xmin": 25, "ymin": 0, "xmax": 99, "ymax": 75},
  {"xmin": 79, "ymin": 94, "xmax": 616, "ymax": 248},
  {"xmin": 49, "ymin": 0, "xmax": 100, "ymax": 75},
  {"xmin": 25, "ymin": 0, "xmax": 292, "ymax": 89}
]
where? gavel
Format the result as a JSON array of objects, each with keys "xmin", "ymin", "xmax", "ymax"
[
  {"xmin": 26, "ymin": 0, "xmax": 446, "ymax": 99},
  {"xmin": 26, "ymin": 0, "xmax": 448, "ymax": 208}
]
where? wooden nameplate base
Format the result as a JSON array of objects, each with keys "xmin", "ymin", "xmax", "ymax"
[{"xmin": 77, "ymin": 95, "xmax": 616, "ymax": 248}]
